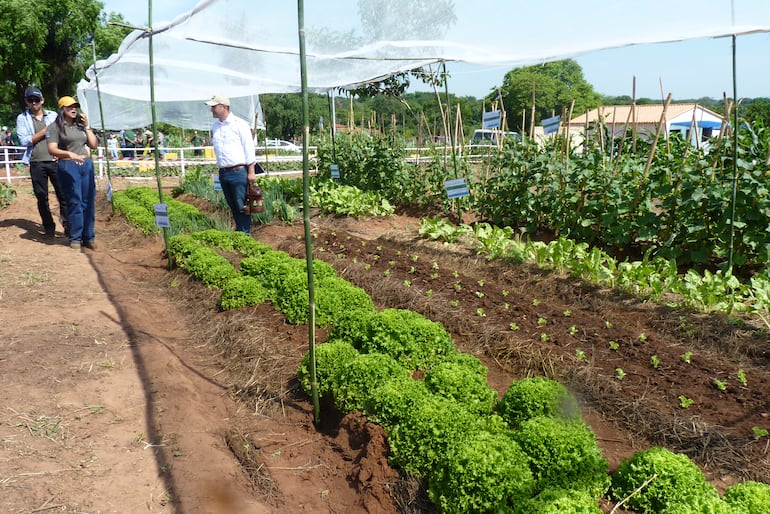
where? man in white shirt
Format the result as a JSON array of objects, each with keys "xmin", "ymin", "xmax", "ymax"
[{"xmin": 205, "ymin": 93, "xmax": 257, "ymax": 234}]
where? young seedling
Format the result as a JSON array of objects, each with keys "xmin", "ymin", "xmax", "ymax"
[
  {"xmin": 476, "ymin": 308, "xmax": 486, "ymax": 317},
  {"xmin": 650, "ymin": 355, "xmax": 660, "ymax": 369},
  {"xmin": 411, "ymin": 254, "xmax": 419, "ymax": 262},
  {"xmin": 431, "ymin": 273, "xmax": 439, "ymax": 280},
  {"xmin": 608, "ymin": 341, "xmax": 620, "ymax": 351},
  {"xmin": 509, "ymin": 322, "xmax": 520, "ymax": 331},
  {"xmin": 408, "ymin": 266, "xmax": 415, "ymax": 274},
  {"xmin": 452, "ymin": 270, "xmax": 459, "ymax": 279},
  {"xmin": 563, "ymin": 309, "xmax": 572, "ymax": 317},
  {"xmin": 568, "ymin": 325, "xmax": 578, "ymax": 335},
  {"xmin": 537, "ymin": 317, "xmax": 548, "ymax": 326},
  {"xmin": 638, "ymin": 332, "xmax": 648, "ymax": 342},
  {"xmin": 450, "ymin": 300, "xmax": 459, "ymax": 307},
  {"xmin": 431, "ymin": 261, "xmax": 440, "ymax": 270},
  {"xmin": 501, "ymin": 289, "xmax": 509, "ymax": 297},
  {"xmin": 388, "ymin": 260, "xmax": 396, "ymax": 266},
  {"xmin": 540, "ymin": 333, "xmax": 549, "ymax": 342},
  {"xmin": 575, "ymin": 349, "xmax": 589, "ymax": 363},
  {"xmin": 615, "ymin": 368, "xmax": 626, "ymax": 381},
  {"xmin": 402, "ymin": 280, "xmax": 411, "ymax": 287},
  {"xmin": 680, "ymin": 351, "xmax": 692, "ymax": 364},
  {"xmin": 477, "ymin": 279, "xmax": 485, "ymax": 287},
  {"xmin": 604, "ymin": 320, "xmax": 613, "ymax": 329},
  {"xmin": 453, "ymin": 283, "xmax": 462, "ymax": 292},
  {"xmin": 503, "ymin": 303, "xmax": 510, "ymax": 310},
  {"xmin": 383, "ymin": 269, "xmax": 391, "ymax": 277},
  {"xmin": 679, "ymin": 395, "xmax": 694, "ymax": 409},
  {"xmin": 475, "ymin": 291, "xmax": 485, "ymax": 298},
  {"xmin": 714, "ymin": 379, "xmax": 727, "ymax": 392},
  {"xmin": 533, "ymin": 299, "xmax": 541, "ymax": 306},
  {"xmin": 737, "ymin": 369, "xmax": 747, "ymax": 386},
  {"xmin": 752, "ymin": 426, "xmax": 768, "ymax": 439},
  {"xmin": 425, "ymin": 289, "xmax": 433, "ymax": 296}
]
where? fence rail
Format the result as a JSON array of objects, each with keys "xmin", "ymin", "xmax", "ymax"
[{"xmin": 1, "ymin": 145, "xmax": 318, "ymax": 183}]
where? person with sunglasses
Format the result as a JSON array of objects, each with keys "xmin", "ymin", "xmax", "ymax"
[
  {"xmin": 46, "ymin": 96, "xmax": 98, "ymax": 250},
  {"xmin": 15, "ymin": 87, "xmax": 68, "ymax": 238}
]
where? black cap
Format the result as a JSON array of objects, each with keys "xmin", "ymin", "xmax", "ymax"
[{"xmin": 24, "ymin": 87, "xmax": 43, "ymax": 99}]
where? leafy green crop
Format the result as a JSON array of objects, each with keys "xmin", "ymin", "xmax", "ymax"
[
  {"xmin": 498, "ymin": 377, "xmax": 581, "ymax": 427},
  {"xmin": 296, "ymin": 340, "xmax": 360, "ymax": 398},
  {"xmin": 512, "ymin": 416, "xmax": 610, "ymax": 500},
  {"xmin": 424, "ymin": 358, "xmax": 497, "ymax": 415},
  {"xmin": 428, "ymin": 430, "xmax": 535, "ymax": 514},
  {"xmin": 358, "ymin": 308, "xmax": 456, "ymax": 371},
  {"xmin": 520, "ymin": 487, "xmax": 603, "ymax": 514},
  {"xmin": 610, "ymin": 446, "xmax": 719, "ymax": 513},
  {"xmin": 219, "ymin": 276, "xmax": 269, "ymax": 310},
  {"xmin": 331, "ymin": 353, "xmax": 410, "ymax": 414},
  {"xmin": 722, "ymin": 480, "xmax": 770, "ymax": 513}
]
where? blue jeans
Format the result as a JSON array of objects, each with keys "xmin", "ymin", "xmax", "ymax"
[
  {"xmin": 57, "ymin": 158, "xmax": 95, "ymax": 244},
  {"xmin": 219, "ymin": 167, "xmax": 251, "ymax": 234}
]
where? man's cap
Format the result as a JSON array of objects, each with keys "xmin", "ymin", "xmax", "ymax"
[
  {"xmin": 58, "ymin": 96, "xmax": 79, "ymax": 108},
  {"xmin": 24, "ymin": 87, "xmax": 43, "ymax": 99},
  {"xmin": 205, "ymin": 94, "xmax": 230, "ymax": 107}
]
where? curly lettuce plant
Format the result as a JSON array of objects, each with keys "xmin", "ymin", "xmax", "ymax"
[
  {"xmin": 497, "ymin": 376, "xmax": 581, "ymax": 427},
  {"xmin": 722, "ymin": 480, "xmax": 770, "ymax": 513},
  {"xmin": 428, "ymin": 430, "xmax": 535, "ymax": 514},
  {"xmin": 511, "ymin": 416, "xmax": 610, "ymax": 499},
  {"xmin": 331, "ymin": 352, "xmax": 410, "ymax": 414},
  {"xmin": 219, "ymin": 276, "xmax": 269, "ymax": 310},
  {"xmin": 610, "ymin": 446, "xmax": 719, "ymax": 513},
  {"xmin": 358, "ymin": 308, "xmax": 456, "ymax": 371},
  {"xmin": 424, "ymin": 358, "xmax": 497, "ymax": 415},
  {"xmin": 520, "ymin": 487, "xmax": 603, "ymax": 514},
  {"xmin": 296, "ymin": 340, "xmax": 359, "ymax": 398}
]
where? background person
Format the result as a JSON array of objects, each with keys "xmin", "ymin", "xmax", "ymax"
[
  {"xmin": 191, "ymin": 130, "xmax": 204, "ymax": 156},
  {"xmin": 15, "ymin": 86, "xmax": 68, "ymax": 237},
  {"xmin": 205, "ymin": 93, "xmax": 256, "ymax": 234},
  {"xmin": 46, "ymin": 96, "xmax": 98, "ymax": 250}
]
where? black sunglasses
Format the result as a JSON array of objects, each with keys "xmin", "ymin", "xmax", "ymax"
[{"xmin": 26, "ymin": 97, "xmax": 42, "ymax": 103}]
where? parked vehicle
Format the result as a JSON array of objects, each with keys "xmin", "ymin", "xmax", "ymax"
[
  {"xmin": 256, "ymin": 138, "xmax": 301, "ymax": 153},
  {"xmin": 470, "ymin": 129, "xmax": 521, "ymax": 145}
]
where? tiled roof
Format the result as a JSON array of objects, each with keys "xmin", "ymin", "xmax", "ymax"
[{"xmin": 569, "ymin": 103, "xmax": 724, "ymax": 125}]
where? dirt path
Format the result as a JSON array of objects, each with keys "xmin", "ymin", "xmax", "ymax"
[{"xmin": 0, "ymin": 185, "xmax": 269, "ymax": 513}]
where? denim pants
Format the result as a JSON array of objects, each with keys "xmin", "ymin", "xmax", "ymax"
[
  {"xmin": 30, "ymin": 160, "xmax": 67, "ymax": 232},
  {"xmin": 57, "ymin": 158, "xmax": 96, "ymax": 244},
  {"xmin": 219, "ymin": 167, "xmax": 251, "ymax": 234}
]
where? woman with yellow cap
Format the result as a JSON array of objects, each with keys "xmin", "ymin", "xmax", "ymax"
[{"xmin": 46, "ymin": 96, "xmax": 98, "ymax": 250}]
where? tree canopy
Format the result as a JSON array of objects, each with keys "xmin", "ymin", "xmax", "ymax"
[
  {"xmin": 494, "ymin": 59, "xmax": 602, "ymax": 133},
  {"xmin": 0, "ymin": 0, "xmax": 129, "ymax": 124}
]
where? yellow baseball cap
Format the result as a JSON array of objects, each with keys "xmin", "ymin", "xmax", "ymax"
[{"xmin": 58, "ymin": 96, "xmax": 79, "ymax": 108}]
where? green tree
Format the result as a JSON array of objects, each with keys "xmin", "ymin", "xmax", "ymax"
[
  {"xmin": 0, "ymin": 0, "xmax": 129, "ymax": 125},
  {"xmin": 739, "ymin": 97, "xmax": 770, "ymax": 126},
  {"xmin": 495, "ymin": 59, "xmax": 601, "ymax": 133}
]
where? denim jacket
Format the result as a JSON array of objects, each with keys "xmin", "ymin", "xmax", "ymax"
[{"xmin": 15, "ymin": 109, "xmax": 58, "ymax": 165}]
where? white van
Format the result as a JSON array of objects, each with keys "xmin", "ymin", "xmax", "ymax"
[{"xmin": 470, "ymin": 129, "xmax": 521, "ymax": 145}]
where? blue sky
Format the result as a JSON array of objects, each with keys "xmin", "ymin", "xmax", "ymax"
[{"xmin": 102, "ymin": 0, "xmax": 769, "ymax": 100}]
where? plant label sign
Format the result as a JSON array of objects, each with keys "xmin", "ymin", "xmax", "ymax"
[
  {"xmin": 330, "ymin": 164, "xmax": 340, "ymax": 179},
  {"xmin": 212, "ymin": 174, "xmax": 222, "ymax": 191},
  {"xmin": 482, "ymin": 110, "xmax": 501, "ymax": 129},
  {"xmin": 153, "ymin": 203, "xmax": 170, "ymax": 228},
  {"xmin": 445, "ymin": 178, "xmax": 469, "ymax": 199}
]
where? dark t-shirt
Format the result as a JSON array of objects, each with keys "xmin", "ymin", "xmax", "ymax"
[
  {"xmin": 47, "ymin": 123, "xmax": 90, "ymax": 157},
  {"xmin": 30, "ymin": 117, "xmax": 54, "ymax": 162}
]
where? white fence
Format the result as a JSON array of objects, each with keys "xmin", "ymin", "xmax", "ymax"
[{"xmin": 1, "ymin": 145, "xmax": 315, "ymax": 183}]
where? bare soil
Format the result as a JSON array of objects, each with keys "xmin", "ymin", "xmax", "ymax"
[{"xmin": 1, "ymin": 179, "xmax": 768, "ymax": 513}]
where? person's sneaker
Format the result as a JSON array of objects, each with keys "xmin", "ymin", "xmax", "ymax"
[
  {"xmin": 83, "ymin": 240, "xmax": 97, "ymax": 250},
  {"xmin": 70, "ymin": 242, "xmax": 81, "ymax": 250}
]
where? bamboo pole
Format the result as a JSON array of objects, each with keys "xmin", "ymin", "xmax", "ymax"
[
  {"xmin": 642, "ymin": 93, "xmax": 672, "ymax": 181},
  {"xmin": 297, "ymin": 0, "xmax": 320, "ymax": 427},
  {"xmin": 660, "ymin": 78, "xmax": 671, "ymax": 155},
  {"xmin": 529, "ymin": 82, "xmax": 536, "ymax": 139},
  {"xmin": 632, "ymin": 76, "xmax": 638, "ymax": 152}
]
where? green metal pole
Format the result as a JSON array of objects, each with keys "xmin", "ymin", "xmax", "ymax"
[
  {"xmin": 146, "ymin": 0, "xmax": 171, "ymax": 268},
  {"xmin": 90, "ymin": 40, "xmax": 114, "ymax": 214},
  {"xmin": 442, "ymin": 62, "xmax": 462, "ymax": 224},
  {"xmin": 297, "ymin": 0, "xmax": 320, "ymax": 427},
  {"xmin": 727, "ymin": 34, "xmax": 738, "ymax": 271}
]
